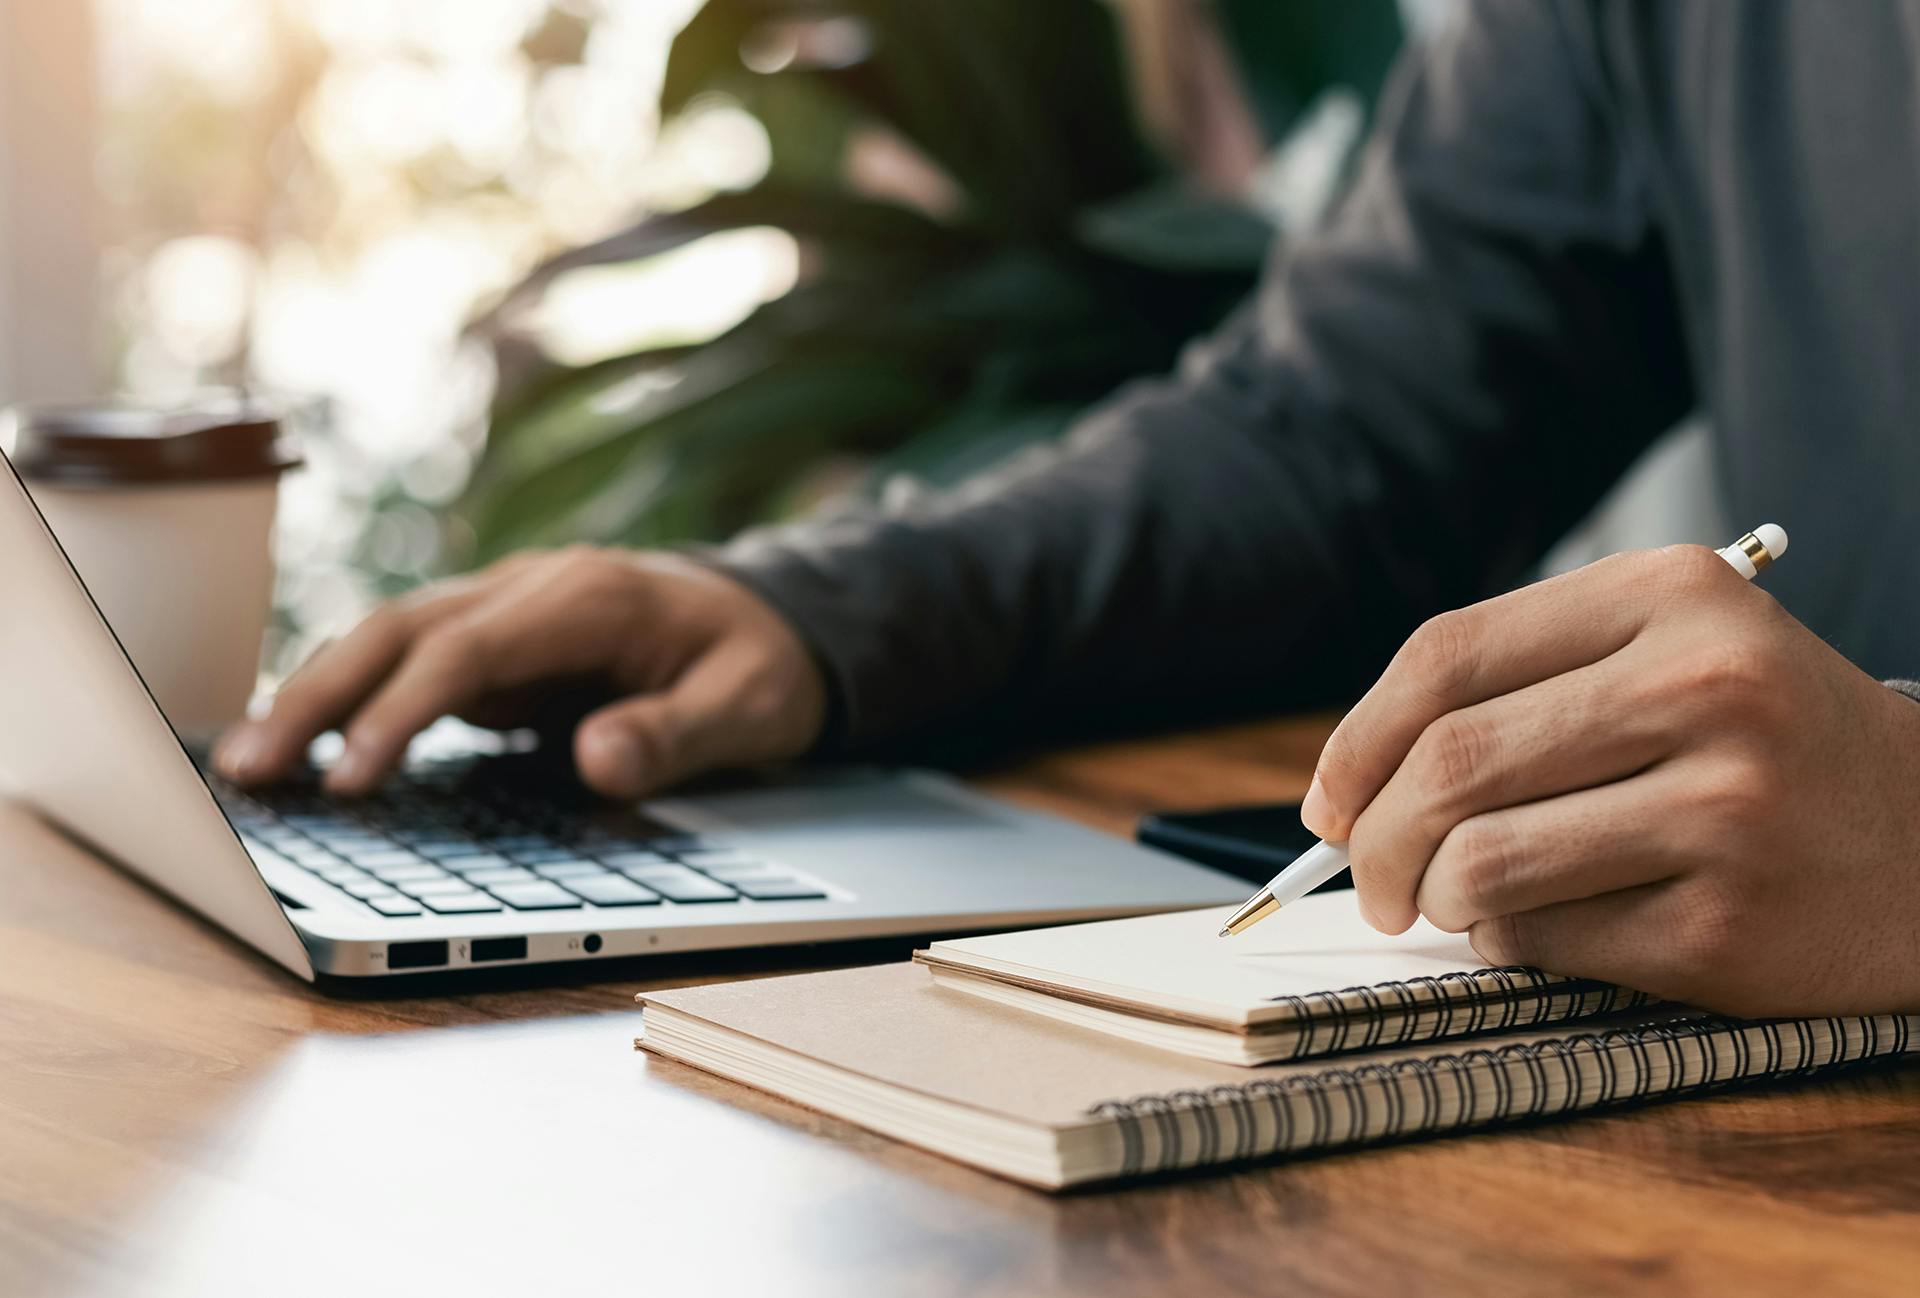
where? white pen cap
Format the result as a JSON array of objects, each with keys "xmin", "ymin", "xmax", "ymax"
[{"xmin": 1717, "ymin": 523, "xmax": 1788, "ymax": 579}]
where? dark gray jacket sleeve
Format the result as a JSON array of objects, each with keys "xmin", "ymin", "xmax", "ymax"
[{"xmin": 707, "ymin": 0, "xmax": 1694, "ymax": 755}]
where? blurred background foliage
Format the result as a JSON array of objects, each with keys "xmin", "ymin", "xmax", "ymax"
[
  {"xmin": 458, "ymin": 0, "xmax": 1404, "ymax": 563},
  {"xmin": 96, "ymin": 0, "xmax": 1405, "ymax": 666}
]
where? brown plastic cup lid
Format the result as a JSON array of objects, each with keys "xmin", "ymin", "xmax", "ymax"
[{"xmin": 7, "ymin": 397, "xmax": 302, "ymax": 488}]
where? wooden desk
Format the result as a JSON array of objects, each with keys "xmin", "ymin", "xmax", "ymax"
[{"xmin": 5, "ymin": 715, "xmax": 1919, "ymax": 1298}]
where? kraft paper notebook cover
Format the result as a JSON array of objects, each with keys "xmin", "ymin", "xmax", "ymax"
[
  {"xmin": 635, "ymin": 963, "xmax": 1919, "ymax": 1190},
  {"xmin": 915, "ymin": 893, "xmax": 1651, "ymax": 1064}
]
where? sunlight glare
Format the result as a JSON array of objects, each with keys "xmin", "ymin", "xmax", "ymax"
[{"xmin": 528, "ymin": 227, "xmax": 800, "ymax": 369}]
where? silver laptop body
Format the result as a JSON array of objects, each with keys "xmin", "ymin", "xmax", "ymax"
[{"xmin": 0, "ymin": 447, "xmax": 1244, "ymax": 982}]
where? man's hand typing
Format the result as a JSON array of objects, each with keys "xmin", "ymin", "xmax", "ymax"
[{"xmin": 214, "ymin": 547, "xmax": 826, "ymax": 801}]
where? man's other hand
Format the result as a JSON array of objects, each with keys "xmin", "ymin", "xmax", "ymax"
[{"xmin": 1303, "ymin": 545, "xmax": 1920, "ymax": 1017}]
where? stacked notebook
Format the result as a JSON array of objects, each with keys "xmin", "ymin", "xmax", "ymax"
[
  {"xmin": 916, "ymin": 901, "xmax": 1653, "ymax": 1064},
  {"xmin": 636, "ymin": 892, "xmax": 1920, "ymax": 1190}
]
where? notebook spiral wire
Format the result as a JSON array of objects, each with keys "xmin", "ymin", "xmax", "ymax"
[
  {"xmin": 1087, "ymin": 1014, "xmax": 1911, "ymax": 1179},
  {"xmin": 1259, "ymin": 967, "xmax": 1653, "ymax": 1059}
]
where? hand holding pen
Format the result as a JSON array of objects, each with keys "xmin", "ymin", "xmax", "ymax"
[{"xmin": 1222, "ymin": 527, "xmax": 1920, "ymax": 1020}]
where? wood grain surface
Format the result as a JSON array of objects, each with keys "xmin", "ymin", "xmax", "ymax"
[{"xmin": 4, "ymin": 713, "xmax": 1918, "ymax": 1298}]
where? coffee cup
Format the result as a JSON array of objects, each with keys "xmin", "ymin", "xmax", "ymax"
[{"xmin": 7, "ymin": 397, "xmax": 300, "ymax": 741}]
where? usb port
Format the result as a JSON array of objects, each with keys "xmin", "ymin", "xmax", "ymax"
[
  {"xmin": 471, "ymin": 936, "xmax": 528, "ymax": 963},
  {"xmin": 386, "ymin": 940, "xmax": 449, "ymax": 970}
]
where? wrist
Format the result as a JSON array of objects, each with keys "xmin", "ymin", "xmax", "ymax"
[{"xmin": 677, "ymin": 546, "xmax": 845, "ymax": 756}]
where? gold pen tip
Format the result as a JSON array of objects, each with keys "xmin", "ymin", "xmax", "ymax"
[{"xmin": 1218, "ymin": 889, "xmax": 1282, "ymax": 937}]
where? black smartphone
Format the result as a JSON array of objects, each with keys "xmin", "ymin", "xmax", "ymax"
[{"xmin": 1136, "ymin": 803, "xmax": 1353, "ymax": 891}]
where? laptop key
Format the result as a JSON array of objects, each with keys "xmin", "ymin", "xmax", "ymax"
[
  {"xmin": 399, "ymin": 877, "xmax": 483, "ymax": 898},
  {"xmin": 584, "ymin": 833, "xmax": 702, "ymax": 854},
  {"xmin": 419, "ymin": 892, "xmax": 503, "ymax": 914},
  {"xmin": 244, "ymin": 845, "xmax": 295, "ymax": 870},
  {"xmin": 344, "ymin": 879, "xmax": 395, "ymax": 899},
  {"xmin": 599, "ymin": 850, "xmax": 675, "ymax": 869},
  {"xmin": 509, "ymin": 847, "xmax": 583, "ymax": 865},
  {"xmin": 413, "ymin": 840, "xmax": 488, "ymax": 859},
  {"xmin": 531, "ymin": 861, "xmax": 607, "ymax": 880},
  {"xmin": 438, "ymin": 853, "xmax": 515, "ymax": 874},
  {"xmin": 487, "ymin": 882, "xmax": 583, "ymax": 911},
  {"xmin": 320, "ymin": 835, "xmax": 397, "ymax": 854},
  {"xmin": 367, "ymin": 895, "xmax": 424, "ymax": 916},
  {"xmin": 693, "ymin": 860, "xmax": 785, "ymax": 881},
  {"xmin": 730, "ymin": 876, "xmax": 828, "ymax": 901},
  {"xmin": 620, "ymin": 867, "xmax": 737, "ymax": 903},
  {"xmin": 674, "ymin": 848, "xmax": 756, "ymax": 868},
  {"xmin": 316, "ymin": 865, "xmax": 373, "ymax": 884},
  {"xmin": 339, "ymin": 848, "xmax": 426, "ymax": 869},
  {"xmin": 561, "ymin": 875, "xmax": 660, "ymax": 907},
  {"xmin": 285, "ymin": 815, "xmax": 360, "ymax": 834},
  {"xmin": 462, "ymin": 866, "xmax": 539, "ymax": 887},
  {"xmin": 491, "ymin": 835, "xmax": 561, "ymax": 852},
  {"xmin": 370, "ymin": 863, "xmax": 449, "ymax": 883}
]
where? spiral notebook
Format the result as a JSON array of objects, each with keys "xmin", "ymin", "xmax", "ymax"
[
  {"xmin": 915, "ymin": 894, "xmax": 1652, "ymax": 1064},
  {"xmin": 636, "ymin": 962, "xmax": 1919, "ymax": 1190}
]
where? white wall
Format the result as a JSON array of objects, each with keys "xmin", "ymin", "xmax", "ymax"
[{"xmin": 0, "ymin": 0, "xmax": 100, "ymax": 407}]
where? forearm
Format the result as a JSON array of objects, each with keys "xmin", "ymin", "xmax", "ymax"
[{"xmin": 710, "ymin": 332, "xmax": 1382, "ymax": 753}]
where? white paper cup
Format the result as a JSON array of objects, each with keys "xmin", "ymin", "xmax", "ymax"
[{"xmin": 9, "ymin": 400, "xmax": 299, "ymax": 741}]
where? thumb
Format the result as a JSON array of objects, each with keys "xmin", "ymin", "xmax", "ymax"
[
  {"xmin": 573, "ymin": 693, "xmax": 711, "ymax": 800},
  {"xmin": 572, "ymin": 652, "xmax": 763, "ymax": 798}
]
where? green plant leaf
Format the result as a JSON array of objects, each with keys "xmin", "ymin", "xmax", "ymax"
[
  {"xmin": 1075, "ymin": 184, "xmax": 1276, "ymax": 273},
  {"xmin": 662, "ymin": 1, "xmax": 1157, "ymax": 236},
  {"xmin": 621, "ymin": 183, "xmax": 966, "ymax": 267},
  {"xmin": 484, "ymin": 342, "xmax": 699, "ymax": 457},
  {"xmin": 470, "ymin": 341, "xmax": 780, "ymax": 505},
  {"xmin": 1214, "ymin": 0, "xmax": 1404, "ymax": 141},
  {"xmin": 474, "ymin": 269, "xmax": 982, "ymax": 481},
  {"xmin": 464, "ymin": 350, "xmax": 939, "ymax": 559},
  {"xmin": 736, "ymin": 66, "xmax": 860, "ymax": 191},
  {"xmin": 809, "ymin": 0, "xmax": 1155, "ymax": 232},
  {"xmin": 459, "ymin": 0, "xmax": 1406, "ymax": 571},
  {"xmin": 658, "ymin": 0, "xmax": 780, "ymax": 116},
  {"xmin": 480, "ymin": 184, "xmax": 978, "ymax": 333}
]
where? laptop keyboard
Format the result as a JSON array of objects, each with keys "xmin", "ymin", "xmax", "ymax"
[{"xmin": 202, "ymin": 754, "xmax": 834, "ymax": 919}]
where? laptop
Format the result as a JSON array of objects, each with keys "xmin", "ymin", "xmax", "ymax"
[{"xmin": 0, "ymin": 448, "xmax": 1244, "ymax": 982}]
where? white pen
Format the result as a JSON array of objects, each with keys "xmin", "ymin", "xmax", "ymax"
[{"xmin": 1217, "ymin": 524, "xmax": 1790, "ymax": 938}]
